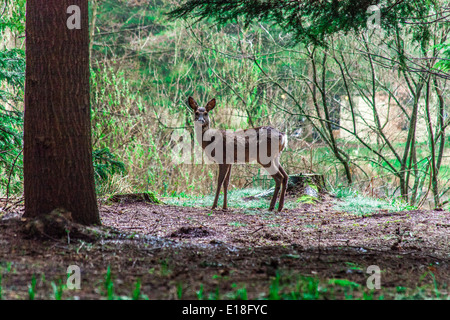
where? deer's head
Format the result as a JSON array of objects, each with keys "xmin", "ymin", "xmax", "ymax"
[{"xmin": 188, "ymin": 97, "xmax": 216, "ymax": 129}]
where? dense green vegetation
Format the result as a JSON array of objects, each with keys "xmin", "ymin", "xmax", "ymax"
[
  {"xmin": 1, "ymin": 0, "xmax": 450, "ymax": 210},
  {"xmin": 0, "ymin": 0, "xmax": 25, "ymax": 195}
]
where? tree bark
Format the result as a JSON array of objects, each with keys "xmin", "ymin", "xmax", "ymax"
[{"xmin": 24, "ymin": 0, "xmax": 100, "ymax": 225}]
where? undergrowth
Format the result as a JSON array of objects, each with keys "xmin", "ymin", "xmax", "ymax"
[{"xmin": 332, "ymin": 186, "xmax": 417, "ymax": 216}]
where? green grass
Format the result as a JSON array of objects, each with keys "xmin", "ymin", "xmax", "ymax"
[
  {"xmin": 296, "ymin": 194, "xmax": 318, "ymax": 204},
  {"xmin": 164, "ymin": 188, "xmax": 296, "ymax": 210},
  {"xmin": 192, "ymin": 271, "xmax": 449, "ymax": 300},
  {"xmin": 332, "ymin": 187, "xmax": 416, "ymax": 216},
  {"xmin": 51, "ymin": 279, "xmax": 65, "ymax": 300},
  {"xmin": 102, "ymin": 267, "xmax": 149, "ymax": 300},
  {"xmin": 176, "ymin": 282, "xmax": 184, "ymax": 299},
  {"xmin": 164, "ymin": 185, "xmax": 421, "ymax": 215},
  {"xmin": 104, "ymin": 266, "xmax": 115, "ymax": 300},
  {"xmin": 132, "ymin": 279, "xmax": 148, "ymax": 300},
  {"xmin": 28, "ymin": 275, "xmax": 36, "ymax": 300}
]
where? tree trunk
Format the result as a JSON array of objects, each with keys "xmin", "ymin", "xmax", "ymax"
[{"xmin": 24, "ymin": 0, "xmax": 100, "ymax": 225}]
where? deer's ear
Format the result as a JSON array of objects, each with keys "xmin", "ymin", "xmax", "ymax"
[
  {"xmin": 187, "ymin": 96, "xmax": 199, "ymax": 111},
  {"xmin": 205, "ymin": 98, "xmax": 216, "ymax": 112}
]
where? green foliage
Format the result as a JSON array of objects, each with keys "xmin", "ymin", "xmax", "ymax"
[
  {"xmin": 0, "ymin": 49, "xmax": 25, "ymax": 98},
  {"xmin": 0, "ymin": 49, "xmax": 24, "ymax": 195},
  {"xmin": 91, "ymin": 0, "xmax": 167, "ymax": 58},
  {"xmin": 93, "ymin": 148, "xmax": 126, "ymax": 182},
  {"xmin": 328, "ymin": 278, "xmax": 361, "ymax": 289},
  {"xmin": 146, "ymin": 191, "xmax": 161, "ymax": 204},
  {"xmin": 0, "ymin": 0, "xmax": 26, "ymax": 35},
  {"xmin": 169, "ymin": 0, "xmax": 433, "ymax": 46},
  {"xmin": 434, "ymin": 42, "xmax": 450, "ymax": 71}
]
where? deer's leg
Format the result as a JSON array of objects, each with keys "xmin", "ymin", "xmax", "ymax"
[
  {"xmin": 212, "ymin": 164, "xmax": 228, "ymax": 209},
  {"xmin": 277, "ymin": 165, "xmax": 289, "ymax": 212},
  {"xmin": 269, "ymin": 171, "xmax": 283, "ymax": 211},
  {"xmin": 260, "ymin": 159, "xmax": 283, "ymax": 211},
  {"xmin": 223, "ymin": 164, "xmax": 232, "ymax": 209}
]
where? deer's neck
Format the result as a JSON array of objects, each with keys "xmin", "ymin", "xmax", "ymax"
[{"xmin": 194, "ymin": 123, "xmax": 216, "ymax": 150}]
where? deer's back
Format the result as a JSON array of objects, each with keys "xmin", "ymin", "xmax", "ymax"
[{"xmin": 202, "ymin": 126, "xmax": 286, "ymax": 164}]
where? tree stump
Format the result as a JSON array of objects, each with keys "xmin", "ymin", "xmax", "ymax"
[
  {"xmin": 247, "ymin": 174, "xmax": 326, "ymax": 202},
  {"xmin": 287, "ymin": 174, "xmax": 326, "ymax": 197},
  {"xmin": 108, "ymin": 192, "xmax": 161, "ymax": 204}
]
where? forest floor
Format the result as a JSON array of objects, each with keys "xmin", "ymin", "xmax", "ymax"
[{"xmin": 0, "ymin": 194, "xmax": 449, "ymax": 300}]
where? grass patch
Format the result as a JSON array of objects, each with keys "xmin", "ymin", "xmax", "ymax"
[
  {"xmin": 332, "ymin": 187, "xmax": 416, "ymax": 216},
  {"xmin": 164, "ymin": 188, "xmax": 296, "ymax": 210},
  {"xmin": 296, "ymin": 194, "xmax": 318, "ymax": 204}
]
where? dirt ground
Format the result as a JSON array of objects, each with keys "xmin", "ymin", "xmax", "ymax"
[{"xmin": 0, "ymin": 195, "xmax": 449, "ymax": 300}]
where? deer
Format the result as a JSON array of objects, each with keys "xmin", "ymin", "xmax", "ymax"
[{"xmin": 187, "ymin": 96, "xmax": 288, "ymax": 212}]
